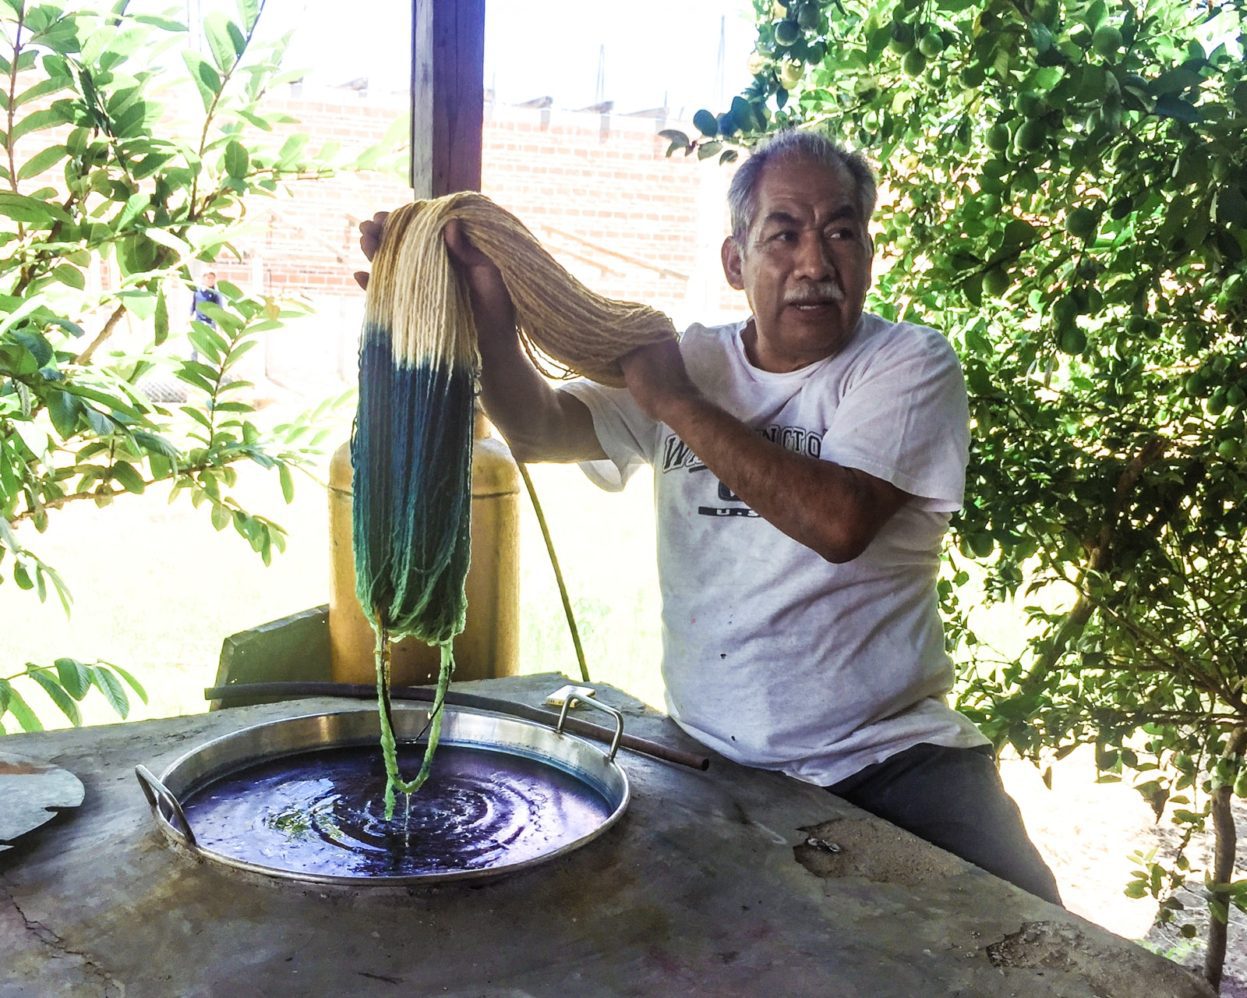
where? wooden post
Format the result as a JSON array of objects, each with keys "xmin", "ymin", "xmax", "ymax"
[{"xmin": 410, "ymin": 0, "xmax": 485, "ymax": 198}]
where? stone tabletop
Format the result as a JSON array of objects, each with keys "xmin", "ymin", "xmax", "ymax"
[{"xmin": 0, "ymin": 673, "xmax": 1213, "ymax": 997}]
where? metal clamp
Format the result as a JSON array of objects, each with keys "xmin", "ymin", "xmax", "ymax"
[
  {"xmin": 556, "ymin": 694, "xmax": 624, "ymax": 763},
  {"xmin": 134, "ymin": 765, "xmax": 198, "ymax": 849}
]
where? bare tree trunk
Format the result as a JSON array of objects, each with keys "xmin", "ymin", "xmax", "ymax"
[{"xmin": 1205, "ymin": 727, "xmax": 1247, "ymax": 991}]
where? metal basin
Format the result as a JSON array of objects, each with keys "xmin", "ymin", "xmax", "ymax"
[{"xmin": 136, "ymin": 699, "xmax": 630, "ymax": 885}]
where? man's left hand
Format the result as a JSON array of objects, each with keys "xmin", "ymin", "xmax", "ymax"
[{"xmin": 619, "ymin": 339, "xmax": 700, "ymax": 424}]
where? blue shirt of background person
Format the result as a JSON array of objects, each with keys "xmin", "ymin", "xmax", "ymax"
[{"xmin": 191, "ymin": 271, "xmax": 221, "ymax": 326}]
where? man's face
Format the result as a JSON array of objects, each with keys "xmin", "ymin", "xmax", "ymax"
[
  {"xmin": 721, "ymin": 156, "xmax": 873, "ymax": 373},
  {"xmin": 203, "ymin": 273, "xmax": 216, "ymax": 288}
]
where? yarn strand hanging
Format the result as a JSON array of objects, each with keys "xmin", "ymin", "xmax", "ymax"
[{"xmin": 352, "ymin": 192, "xmax": 676, "ymax": 817}]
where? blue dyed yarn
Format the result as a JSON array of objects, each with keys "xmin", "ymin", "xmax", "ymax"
[
  {"xmin": 352, "ymin": 332, "xmax": 475, "ymax": 643},
  {"xmin": 352, "ymin": 327, "xmax": 476, "ymax": 817}
]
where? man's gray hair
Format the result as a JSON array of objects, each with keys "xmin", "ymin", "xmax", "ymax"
[{"xmin": 727, "ymin": 130, "xmax": 877, "ymax": 242}]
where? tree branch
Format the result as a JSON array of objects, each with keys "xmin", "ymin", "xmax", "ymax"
[
  {"xmin": 1205, "ymin": 726, "xmax": 1247, "ymax": 990},
  {"xmin": 73, "ymin": 304, "xmax": 128, "ymax": 365}
]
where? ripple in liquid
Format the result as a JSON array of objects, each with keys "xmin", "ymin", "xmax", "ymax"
[{"xmin": 181, "ymin": 744, "xmax": 612, "ymax": 879}]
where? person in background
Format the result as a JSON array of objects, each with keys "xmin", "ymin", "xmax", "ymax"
[{"xmin": 190, "ymin": 270, "xmax": 221, "ymax": 328}]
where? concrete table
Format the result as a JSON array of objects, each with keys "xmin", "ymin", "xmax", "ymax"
[{"xmin": 0, "ymin": 674, "xmax": 1212, "ymax": 997}]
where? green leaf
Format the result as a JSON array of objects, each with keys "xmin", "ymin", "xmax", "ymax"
[
  {"xmin": 657, "ymin": 128, "xmax": 690, "ymax": 157},
  {"xmin": 692, "ymin": 109, "xmax": 718, "ymax": 138},
  {"xmin": 1154, "ymin": 95, "xmax": 1200, "ymax": 124},
  {"xmin": 51, "ymin": 263, "xmax": 85, "ymax": 289},
  {"xmin": 278, "ymin": 462, "xmax": 295, "ymax": 503},
  {"xmin": 133, "ymin": 15, "xmax": 188, "ymax": 32},
  {"xmin": 210, "ymin": 502, "xmax": 230, "ymax": 531},
  {"xmin": 27, "ymin": 667, "xmax": 81, "ymax": 726},
  {"xmin": 203, "ymin": 13, "xmax": 240, "ymax": 71},
  {"xmin": 235, "ymin": 0, "xmax": 262, "ymax": 32},
  {"xmin": 0, "ymin": 681, "xmax": 43, "ymax": 732},
  {"xmin": 17, "ymin": 144, "xmax": 68, "ymax": 181},
  {"xmin": 0, "ymin": 190, "xmax": 68, "ymax": 226},
  {"xmin": 154, "ymin": 286, "xmax": 168, "ymax": 345},
  {"xmin": 131, "ymin": 152, "xmax": 174, "ymax": 180},
  {"xmin": 142, "ymin": 227, "xmax": 190, "ymax": 259},
  {"xmin": 89, "ymin": 665, "xmax": 130, "ymax": 719},
  {"xmin": 182, "ymin": 51, "xmax": 222, "ymax": 112},
  {"xmin": 223, "ymin": 139, "xmax": 249, "ymax": 179},
  {"xmin": 133, "ymin": 429, "xmax": 179, "ymax": 460},
  {"xmin": 110, "ymin": 461, "xmax": 146, "ymax": 494},
  {"xmin": 55, "ymin": 657, "xmax": 92, "ymax": 700},
  {"xmin": 103, "ymin": 661, "xmax": 148, "ymax": 705},
  {"xmin": 43, "ymin": 388, "xmax": 82, "ymax": 438},
  {"xmin": 114, "ymin": 192, "xmax": 150, "ymax": 231},
  {"xmin": 14, "ymin": 76, "xmax": 69, "ymax": 109},
  {"xmin": 11, "ymin": 106, "xmax": 70, "ymax": 143}
]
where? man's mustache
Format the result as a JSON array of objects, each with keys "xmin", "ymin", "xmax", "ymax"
[{"xmin": 784, "ymin": 282, "xmax": 845, "ymax": 305}]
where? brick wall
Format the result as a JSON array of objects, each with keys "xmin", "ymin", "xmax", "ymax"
[{"xmin": 207, "ymin": 85, "xmax": 748, "ymax": 355}]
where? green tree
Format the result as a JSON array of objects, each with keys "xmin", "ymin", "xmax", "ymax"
[
  {"xmin": 670, "ymin": 0, "xmax": 1247, "ymax": 988},
  {"xmin": 0, "ymin": 1, "xmax": 345, "ymax": 732}
]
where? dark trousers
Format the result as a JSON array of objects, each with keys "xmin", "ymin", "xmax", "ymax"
[{"xmin": 827, "ymin": 742, "xmax": 1063, "ymax": 906}]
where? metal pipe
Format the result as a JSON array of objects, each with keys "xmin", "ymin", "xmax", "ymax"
[{"xmin": 203, "ymin": 682, "xmax": 711, "ymax": 772}]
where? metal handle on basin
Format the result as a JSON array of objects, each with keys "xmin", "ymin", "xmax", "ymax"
[
  {"xmin": 135, "ymin": 765, "xmax": 198, "ymax": 849},
  {"xmin": 556, "ymin": 694, "xmax": 624, "ymax": 763}
]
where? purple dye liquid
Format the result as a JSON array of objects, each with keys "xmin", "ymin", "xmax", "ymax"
[{"xmin": 180, "ymin": 744, "xmax": 613, "ymax": 879}]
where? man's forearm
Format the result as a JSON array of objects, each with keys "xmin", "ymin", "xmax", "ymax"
[
  {"xmin": 475, "ymin": 319, "xmax": 603, "ymax": 463},
  {"xmin": 655, "ymin": 390, "xmax": 905, "ymax": 563}
]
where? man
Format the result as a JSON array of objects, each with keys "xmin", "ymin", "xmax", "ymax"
[{"xmin": 357, "ymin": 129, "xmax": 1060, "ymax": 905}]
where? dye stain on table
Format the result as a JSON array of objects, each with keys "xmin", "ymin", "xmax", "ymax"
[{"xmin": 181, "ymin": 744, "xmax": 613, "ymax": 879}]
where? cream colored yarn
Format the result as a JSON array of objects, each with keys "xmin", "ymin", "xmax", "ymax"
[{"xmin": 366, "ymin": 191, "xmax": 678, "ymax": 385}]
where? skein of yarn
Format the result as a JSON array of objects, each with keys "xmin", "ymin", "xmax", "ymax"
[{"xmin": 352, "ymin": 192, "xmax": 676, "ymax": 816}]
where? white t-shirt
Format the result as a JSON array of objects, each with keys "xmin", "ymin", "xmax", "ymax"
[{"xmin": 562, "ymin": 313, "xmax": 989, "ymax": 786}]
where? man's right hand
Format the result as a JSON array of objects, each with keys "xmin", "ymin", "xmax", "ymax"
[{"xmin": 354, "ymin": 212, "xmax": 515, "ymax": 336}]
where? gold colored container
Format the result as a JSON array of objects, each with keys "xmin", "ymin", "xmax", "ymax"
[{"xmin": 328, "ymin": 410, "xmax": 521, "ymax": 685}]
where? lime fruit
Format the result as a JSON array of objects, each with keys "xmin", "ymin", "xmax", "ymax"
[
  {"xmin": 1059, "ymin": 325, "xmax": 1087, "ymax": 355},
  {"xmin": 889, "ymin": 21, "xmax": 915, "ymax": 54},
  {"xmin": 775, "ymin": 19, "xmax": 800, "ymax": 46},
  {"xmin": 1014, "ymin": 119, "xmax": 1046, "ymax": 152},
  {"xmin": 1032, "ymin": 0, "xmax": 1057, "ymax": 25},
  {"xmin": 902, "ymin": 49, "xmax": 928, "ymax": 76},
  {"xmin": 969, "ymin": 533, "xmax": 995, "ymax": 558},
  {"xmin": 982, "ymin": 267, "xmax": 1010, "ymax": 297},
  {"xmin": 1092, "ymin": 24, "xmax": 1122, "ymax": 56},
  {"xmin": 986, "ymin": 123, "xmax": 1011, "ymax": 152},
  {"xmin": 1015, "ymin": 91, "xmax": 1044, "ymax": 118},
  {"xmin": 918, "ymin": 30, "xmax": 944, "ymax": 58},
  {"xmin": 1053, "ymin": 294, "xmax": 1081, "ymax": 328},
  {"xmin": 1066, "ymin": 207, "xmax": 1098, "ymax": 240}
]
